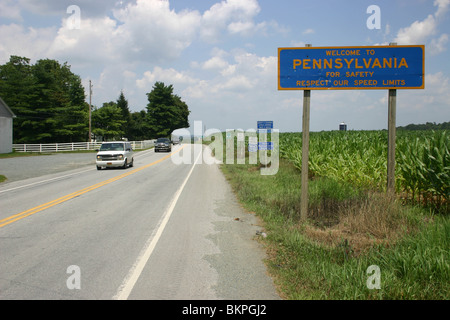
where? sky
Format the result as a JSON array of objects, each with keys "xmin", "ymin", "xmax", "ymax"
[{"xmin": 0, "ymin": 0, "xmax": 449, "ymax": 134}]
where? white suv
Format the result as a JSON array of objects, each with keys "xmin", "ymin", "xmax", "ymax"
[{"xmin": 96, "ymin": 141, "xmax": 134, "ymax": 170}]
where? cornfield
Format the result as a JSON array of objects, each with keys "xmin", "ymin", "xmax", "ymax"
[{"xmin": 279, "ymin": 130, "xmax": 449, "ymax": 212}]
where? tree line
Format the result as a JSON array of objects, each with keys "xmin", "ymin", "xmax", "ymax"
[
  {"xmin": 397, "ymin": 121, "xmax": 450, "ymax": 131},
  {"xmin": 0, "ymin": 55, "xmax": 190, "ymax": 143}
]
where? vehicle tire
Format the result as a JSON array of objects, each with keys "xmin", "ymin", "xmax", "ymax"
[
  {"xmin": 130, "ymin": 158, "xmax": 134, "ymax": 167},
  {"xmin": 97, "ymin": 166, "xmax": 102, "ymax": 170},
  {"xmin": 122, "ymin": 159, "xmax": 128, "ymax": 169}
]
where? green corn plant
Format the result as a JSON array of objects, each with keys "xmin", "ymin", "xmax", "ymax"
[{"xmin": 280, "ymin": 130, "xmax": 448, "ymax": 212}]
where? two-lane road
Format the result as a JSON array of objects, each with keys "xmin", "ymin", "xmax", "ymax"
[{"xmin": 0, "ymin": 145, "xmax": 280, "ymax": 300}]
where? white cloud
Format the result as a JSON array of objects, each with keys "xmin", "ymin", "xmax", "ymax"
[
  {"xmin": 182, "ymin": 80, "xmax": 210, "ymax": 99},
  {"xmin": 136, "ymin": 66, "xmax": 198, "ymax": 90},
  {"xmin": 423, "ymin": 72, "xmax": 450, "ymax": 101},
  {"xmin": 203, "ymin": 56, "xmax": 229, "ymax": 70},
  {"xmin": 0, "ymin": 24, "xmax": 56, "ymax": 62},
  {"xmin": 228, "ymin": 21, "xmax": 255, "ymax": 35},
  {"xmin": 0, "ymin": 0, "xmax": 22, "ymax": 20},
  {"xmin": 17, "ymin": 0, "xmax": 128, "ymax": 17},
  {"xmin": 1, "ymin": 0, "xmax": 283, "ymax": 68},
  {"xmin": 0, "ymin": 0, "xmax": 285, "ymax": 120},
  {"xmin": 182, "ymin": 50, "xmax": 277, "ymax": 114},
  {"xmin": 394, "ymin": 0, "xmax": 449, "ymax": 54},
  {"xmin": 43, "ymin": 0, "xmax": 203, "ymax": 66},
  {"xmin": 200, "ymin": 0, "xmax": 261, "ymax": 41},
  {"xmin": 219, "ymin": 75, "xmax": 254, "ymax": 91},
  {"xmin": 113, "ymin": 0, "xmax": 201, "ymax": 62},
  {"xmin": 395, "ymin": 14, "xmax": 437, "ymax": 45},
  {"xmin": 48, "ymin": 16, "xmax": 119, "ymax": 65},
  {"xmin": 220, "ymin": 65, "xmax": 236, "ymax": 77},
  {"xmin": 434, "ymin": 0, "xmax": 450, "ymax": 18},
  {"xmin": 430, "ymin": 33, "xmax": 449, "ymax": 54},
  {"xmin": 396, "ymin": 72, "xmax": 450, "ymax": 125},
  {"xmin": 290, "ymin": 40, "xmax": 306, "ymax": 47}
]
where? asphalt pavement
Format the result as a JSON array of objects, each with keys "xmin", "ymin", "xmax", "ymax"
[
  {"xmin": 0, "ymin": 146, "xmax": 281, "ymax": 300},
  {"xmin": 0, "ymin": 152, "xmax": 96, "ymax": 183}
]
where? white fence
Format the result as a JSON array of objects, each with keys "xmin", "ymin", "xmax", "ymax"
[{"xmin": 13, "ymin": 141, "xmax": 155, "ymax": 153}]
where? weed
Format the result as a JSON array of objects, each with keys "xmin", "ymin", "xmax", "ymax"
[{"xmin": 220, "ymin": 154, "xmax": 449, "ymax": 299}]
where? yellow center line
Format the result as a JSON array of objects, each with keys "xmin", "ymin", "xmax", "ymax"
[{"xmin": 0, "ymin": 146, "xmax": 185, "ymax": 228}]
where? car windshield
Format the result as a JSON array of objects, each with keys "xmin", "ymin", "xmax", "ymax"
[
  {"xmin": 157, "ymin": 138, "xmax": 170, "ymax": 143},
  {"xmin": 100, "ymin": 143, "xmax": 124, "ymax": 151}
]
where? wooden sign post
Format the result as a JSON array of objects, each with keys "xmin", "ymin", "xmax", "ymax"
[
  {"xmin": 387, "ymin": 43, "xmax": 397, "ymax": 194},
  {"xmin": 301, "ymin": 89, "xmax": 311, "ymax": 221},
  {"xmin": 278, "ymin": 43, "xmax": 424, "ymax": 221}
]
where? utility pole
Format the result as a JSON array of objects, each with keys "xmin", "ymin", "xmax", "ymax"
[{"xmin": 89, "ymin": 80, "xmax": 92, "ymax": 143}]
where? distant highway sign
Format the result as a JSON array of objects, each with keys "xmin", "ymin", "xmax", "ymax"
[
  {"xmin": 258, "ymin": 142, "xmax": 273, "ymax": 151},
  {"xmin": 257, "ymin": 121, "xmax": 273, "ymax": 129}
]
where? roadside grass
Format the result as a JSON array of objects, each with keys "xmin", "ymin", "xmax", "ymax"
[
  {"xmin": 0, "ymin": 175, "xmax": 6, "ymax": 183},
  {"xmin": 220, "ymin": 158, "xmax": 449, "ymax": 300}
]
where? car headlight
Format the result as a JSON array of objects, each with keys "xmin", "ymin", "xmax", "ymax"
[
  {"xmin": 118, "ymin": 155, "xmax": 124, "ymax": 160},
  {"xmin": 97, "ymin": 155, "xmax": 101, "ymax": 160}
]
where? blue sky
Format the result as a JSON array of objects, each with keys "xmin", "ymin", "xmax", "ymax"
[{"xmin": 0, "ymin": 0, "xmax": 449, "ymax": 134}]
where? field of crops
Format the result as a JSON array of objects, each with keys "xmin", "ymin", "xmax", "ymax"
[{"xmin": 279, "ymin": 130, "xmax": 449, "ymax": 212}]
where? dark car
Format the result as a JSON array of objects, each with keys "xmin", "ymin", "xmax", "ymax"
[{"xmin": 155, "ymin": 138, "xmax": 172, "ymax": 152}]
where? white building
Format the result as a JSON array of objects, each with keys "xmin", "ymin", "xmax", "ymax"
[{"xmin": 0, "ymin": 97, "xmax": 16, "ymax": 154}]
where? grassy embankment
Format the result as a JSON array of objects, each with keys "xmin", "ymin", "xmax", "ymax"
[{"xmin": 211, "ymin": 131, "xmax": 449, "ymax": 300}]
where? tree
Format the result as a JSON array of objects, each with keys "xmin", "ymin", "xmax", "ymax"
[
  {"xmin": 145, "ymin": 82, "xmax": 190, "ymax": 138},
  {"xmin": 173, "ymin": 95, "xmax": 190, "ymax": 130},
  {"xmin": 32, "ymin": 59, "xmax": 88, "ymax": 142},
  {"xmin": 0, "ymin": 56, "xmax": 39, "ymax": 143},
  {"xmin": 0, "ymin": 56, "xmax": 88, "ymax": 143},
  {"xmin": 91, "ymin": 102, "xmax": 126, "ymax": 141},
  {"xmin": 128, "ymin": 110, "xmax": 150, "ymax": 141},
  {"xmin": 398, "ymin": 121, "xmax": 450, "ymax": 131},
  {"xmin": 116, "ymin": 90, "xmax": 131, "ymax": 138},
  {"xmin": 117, "ymin": 90, "xmax": 130, "ymax": 119}
]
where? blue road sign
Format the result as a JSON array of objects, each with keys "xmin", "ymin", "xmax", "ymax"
[
  {"xmin": 258, "ymin": 142, "xmax": 273, "ymax": 151},
  {"xmin": 278, "ymin": 45, "xmax": 424, "ymax": 90},
  {"xmin": 257, "ymin": 121, "xmax": 274, "ymax": 129}
]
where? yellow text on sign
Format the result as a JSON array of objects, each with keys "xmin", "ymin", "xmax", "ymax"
[{"xmin": 292, "ymin": 57, "xmax": 409, "ymax": 70}]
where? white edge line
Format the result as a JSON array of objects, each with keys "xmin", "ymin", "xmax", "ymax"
[
  {"xmin": 0, "ymin": 168, "xmax": 94, "ymax": 194},
  {"xmin": 112, "ymin": 148, "xmax": 202, "ymax": 300}
]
